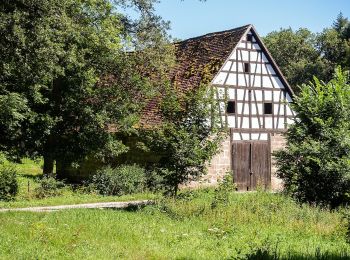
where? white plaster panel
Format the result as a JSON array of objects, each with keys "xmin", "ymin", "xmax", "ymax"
[
  {"xmin": 241, "ymin": 133, "xmax": 250, "ymax": 140},
  {"xmin": 228, "ymin": 88, "xmax": 235, "ymax": 99},
  {"xmin": 253, "ymin": 75, "xmax": 261, "ymax": 87},
  {"xmin": 272, "ymin": 77, "xmax": 284, "ymax": 89},
  {"xmin": 230, "ymin": 62, "xmax": 237, "ymax": 71},
  {"xmin": 266, "ymin": 64, "xmax": 275, "ymax": 75},
  {"xmin": 264, "ymin": 91, "xmax": 272, "ymax": 100},
  {"xmin": 250, "ymin": 51, "xmax": 260, "ymax": 62},
  {"xmin": 250, "ymin": 74, "xmax": 258, "ymax": 86},
  {"xmin": 265, "ymin": 117, "xmax": 273, "ymax": 128},
  {"xmin": 236, "ymin": 62, "xmax": 243, "ymax": 72},
  {"xmin": 277, "ymin": 118, "xmax": 285, "ymax": 129},
  {"xmin": 238, "ymin": 74, "xmax": 247, "ymax": 86},
  {"xmin": 254, "ymin": 90, "xmax": 263, "ymax": 101},
  {"xmin": 213, "ymin": 72, "xmax": 227, "ymax": 85},
  {"xmin": 262, "ymin": 76, "xmax": 273, "ymax": 88},
  {"xmin": 252, "ymin": 118, "xmax": 260, "ymax": 128},
  {"xmin": 251, "ymin": 63, "xmax": 261, "ymax": 73},
  {"xmin": 286, "ymin": 93, "xmax": 292, "ymax": 102},
  {"xmin": 236, "ymin": 89, "xmax": 246, "ymax": 100},
  {"xmin": 287, "ymin": 118, "xmax": 294, "ymax": 125},
  {"xmin": 274, "ymin": 104, "xmax": 284, "ymax": 115},
  {"xmin": 222, "ymin": 61, "xmax": 232, "ymax": 71},
  {"xmin": 257, "ymin": 103, "xmax": 263, "ymax": 115},
  {"xmin": 238, "ymin": 42, "xmax": 246, "ymax": 48},
  {"xmin": 237, "ymin": 103, "xmax": 243, "ymax": 115},
  {"xmin": 239, "ymin": 50, "xmax": 249, "ymax": 61},
  {"xmin": 233, "ymin": 132, "xmax": 241, "ymax": 141},
  {"xmin": 229, "ymin": 50, "xmax": 237, "ymax": 60},
  {"xmin": 260, "ymin": 133, "xmax": 268, "ymax": 140},
  {"xmin": 236, "ymin": 117, "xmax": 241, "ymax": 128},
  {"xmin": 262, "ymin": 53, "xmax": 269, "ymax": 62},
  {"xmin": 251, "ymin": 133, "xmax": 260, "ymax": 140},
  {"xmin": 252, "ymin": 43, "xmax": 261, "ymax": 50},
  {"xmin": 226, "ymin": 73, "xmax": 237, "ymax": 85},
  {"xmin": 242, "ymin": 103, "xmax": 249, "ymax": 115},
  {"xmin": 251, "ymin": 104, "xmax": 257, "ymax": 115},
  {"xmin": 227, "ymin": 116, "xmax": 235, "ymax": 128},
  {"xmin": 273, "ymin": 91, "xmax": 281, "ymax": 101},
  {"xmin": 286, "ymin": 106, "xmax": 293, "ymax": 116},
  {"xmin": 250, "ymin": 63, "xmax": 257, "ymax": 73},
  {"xmin": 241, "ymin": 117, "xmax": 249, "ymax": 128}
]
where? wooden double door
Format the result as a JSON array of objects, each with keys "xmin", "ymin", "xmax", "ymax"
[{"xmin": 232, "ymin": 141, "xmax": 271, "ymax": 191}]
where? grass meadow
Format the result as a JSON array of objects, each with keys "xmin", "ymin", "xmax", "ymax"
[
  {"xmin": 0, "ymin": 159, "xmax": 349, "ymax": 259},
  {"xmin": 0, "ymin": 189, "xmax": 349, "ymax": 259},
  {"xmin": 0, "ymin": 158, "xmax": 156, "ymax": 209}
]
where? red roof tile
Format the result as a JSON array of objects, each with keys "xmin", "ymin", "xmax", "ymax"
[{"xmin": 141, "ymin": 25, "xmax": 251, "ymax": 126}]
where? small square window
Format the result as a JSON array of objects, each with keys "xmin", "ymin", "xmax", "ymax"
[
  {"xmin": 247, "ymin": 34, "xmax": 253, "ymax": 42},
  {"xmin": 264, "ymin": 103, "xmax": 273, "ymax": 114},
  {"xmin": 226, "ymin": 101, "xmax": 235, "ymax": 114},
  {"xmin": 244, "ymin": 63, "xmax": 250, "ymax": 73}
]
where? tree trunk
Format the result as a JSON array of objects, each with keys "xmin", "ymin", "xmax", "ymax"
[
  {"xmin": 43, "ymin": 134, "xmax": 55, "ymax": 177},
  {"xmin": 42, "ymin": 77, "xmax": 62, "ymax": 177},
  {"xmin": 43, "ymin": 154, "xmax": 54, "ymax": 177}
]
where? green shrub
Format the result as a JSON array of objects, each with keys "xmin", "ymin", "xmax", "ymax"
[
  {"xmin": 274, "ymin": 68, "xmax": 350, "ymax": 207},
  {"xmin": 91, "ymin": 164, "xmax": 146, "ymax": 196},
  {"xmin": 345, "ymin": 211, "xmax": 350, "ymax": 244},
  {"xmin": 211, "ymin": 172, "xmax": 236, "ymax": 208},
  {"xmin": 34, "ymin": 177, "xmax": 65, "ymax": 198},
  {"xmin": 144, "ymin": 169, "xmax": 165, "ymax": 192},
  {"xmin": 0, "ymin": 165, "xmax": 18, "ymax": 201}
]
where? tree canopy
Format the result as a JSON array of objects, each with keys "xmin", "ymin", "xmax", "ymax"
[
  {"xmin": 264, "ymin": 13, "xmax": 350, "ymax": 92},
  {"xmin": 274, "ymin": 68, "xmax": 350, "ymax": 207},
  {"xmin": 0, "ymin": 0, "xmax": 173, "ymax": 175},
  {"xmin": 143, "ymin": 84, "xmax": 224, "ymax": 195}
]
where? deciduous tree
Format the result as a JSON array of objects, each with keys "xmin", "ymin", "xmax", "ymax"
[
  {"xmin": 0, "ymin": 0, "xmax": 173, "ymax": 176},
  {"xmin": 274, "ymin": 68, "xmax": 350, "ymax": 207},
  {"xmin": 144, "ymin": 85, "xmax": 225, "ymax": 195}
]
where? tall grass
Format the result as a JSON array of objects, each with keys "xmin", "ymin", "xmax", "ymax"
[
  {"xmin": 0, "ymin": 189, "xmax": 348, "ymax": 259},
  {"xmin": 0, "ymin": 158, "xmax": 156, "ymax": 208}
]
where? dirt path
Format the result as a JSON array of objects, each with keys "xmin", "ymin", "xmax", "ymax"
[{"xmin": 0, "ymin": 200, "xmax": 153, "ymax": 212}]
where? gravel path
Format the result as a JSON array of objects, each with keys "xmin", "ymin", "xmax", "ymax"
[{"xmin": 0, "ymin": 200, "xmax": 153, "ymax": 212}]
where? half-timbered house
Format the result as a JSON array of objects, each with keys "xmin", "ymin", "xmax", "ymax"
[
  {"xmin": 142, "ymin": 24, "xmax": 295, "ymax": 191},
  {"xmin": 59, "ymin": 24, "xmax": 295, "ymax": 190}
]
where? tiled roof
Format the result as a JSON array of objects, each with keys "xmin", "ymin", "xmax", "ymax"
[{"xmin": 141, "ymin": 25, "xmax": 251, "ymax": 126}]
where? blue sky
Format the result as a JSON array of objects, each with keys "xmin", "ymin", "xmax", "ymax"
[{"xmin": 154, "ymin": 0, "xmax": 350, "ymax": 40}]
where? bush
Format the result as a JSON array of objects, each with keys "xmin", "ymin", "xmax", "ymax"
[
  {"xmin": 345, "ymin": 211, "xmax": 350, "ymax": 244},
  {"xmin": 211, "ymin": 172, "xmax": 236, "ymax": 208},
  {"xmin": 144, "ymin": 169, "xmax": 165, "ymax": 192},
  {"xmin": 0, "ymin": 165, "xmax": 18, "ymax": 201},
  {"xmin": 91, "ymin": 164, "xmax": 146, "ymax": 196},
  {"xmin": 34, "ymin": 177, "xmax": 65, "ymax": 198},
  {"xmin": 274, "ymin": 68, "xmax": 350, "ymax": 207}
]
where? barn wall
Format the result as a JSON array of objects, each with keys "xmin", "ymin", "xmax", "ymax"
[
  {"xmin": 212, "ymin": 29, "xmax": 295, "ymax": 142},
  {"xmin": 270, "ymin": 133, "xmax": 286, "ymax": 191},
  {"xmin": 205, "ymin": 136, "xmax": 232, "ymax": 185},
  {"xmin": 183, "ymin": 136, "xmax": 231, "ymax": 188}
]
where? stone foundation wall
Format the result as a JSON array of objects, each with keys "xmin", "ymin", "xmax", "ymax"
[
  {"xmin": 270, "ymin": 133, "xmax": 286, "ymax": 191},
  {"xmin": 184, "ymin": 136, "xmax": 231, "ymax": 188}
]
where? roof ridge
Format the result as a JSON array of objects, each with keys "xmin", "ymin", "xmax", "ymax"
[{"xmin": 174, "ymin": 24, "xmax": 251, "ymax": 44}]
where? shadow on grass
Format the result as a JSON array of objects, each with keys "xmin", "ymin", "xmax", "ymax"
[
  {"xmin": 104, "ymin": 203, "xmax": 152, "ymax": 212},
  {"xmin": 244, "ymin": 248, "xmax": 350, "ymax": 260},
  {"xmin": 19, "ymin": 174, "xmax": 42, "ymax": 181}
]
